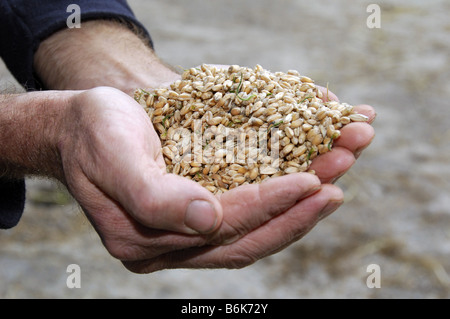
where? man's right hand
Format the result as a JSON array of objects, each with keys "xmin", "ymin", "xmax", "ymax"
[{"xmin": 56, "ymin": 87, "xmax": 346, "ymax": 273}]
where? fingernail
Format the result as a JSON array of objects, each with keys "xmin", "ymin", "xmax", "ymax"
[
  {"xmin": 185, "ymin": 200, "xmax": 218, "ymax": 234},
  {"xmin": 319, "ymin": 200, "xmax": 343, "ymax": 220}
]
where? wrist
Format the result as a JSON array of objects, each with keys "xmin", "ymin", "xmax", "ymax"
[
  {"xmin": 34, "ymin": 20, "xmax": 180, "ymax": 95},
  {"xmin": 0, "ymin": 91, "xmax": 73, "ymax": 180}
]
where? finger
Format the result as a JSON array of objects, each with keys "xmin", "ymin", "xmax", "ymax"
[
  {"xmin": 124, "ymin": 170, "xmax": 224, "ymax": 235},
  {"xmin": 123, "ymin": 184, "xmax": 343, "ymax": 272},
  {"xmin": 309, "ymin": 147, "xmax": 355, "ymax": 183},
  {"xmin": 79, "ymin": 186, "xmax": 209, "ymax": 262},
  {"xmin": 353, "ymin": 104, "xmax": 376, "ymax": 124},
  {"xmin": 333, "ymin": 122, "xmax": 375, "ymax": 158},
  {"xmin": 207, "ymin": 172, "xmax": 322, "ymax": 244},
  {"xmin": 109, "ymin": 170, "xmax": 319, "ymax": 264}
]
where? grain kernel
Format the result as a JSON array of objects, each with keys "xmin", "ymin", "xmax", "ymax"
[{"xmin": 136, "ymin": 64, "xmax": 367, "ymax": 194}]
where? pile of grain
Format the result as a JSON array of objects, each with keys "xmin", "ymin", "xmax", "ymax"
[{"xmin": 135, "ymin": 64, "xmax": 367, "ymax": 194}]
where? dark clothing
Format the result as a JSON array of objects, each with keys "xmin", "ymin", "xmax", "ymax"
[
  {"xmin": 0, "ymin": 0, "xmax": 152, "ymax": 229},
  {"xmin": 0, "ymin": 178, "xmax": 26, "ymax": 229}
]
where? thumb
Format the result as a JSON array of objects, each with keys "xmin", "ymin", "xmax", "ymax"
[{"xmin": 124, "ymin": 171, "xmax": 223, "ymax": 235}]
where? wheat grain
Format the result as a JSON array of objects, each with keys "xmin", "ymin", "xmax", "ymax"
[{"xmin": 135, "ymin": 64, "xmax": 368, "ymax": 194}]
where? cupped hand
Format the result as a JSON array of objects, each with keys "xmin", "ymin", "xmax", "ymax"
[
  {"xmin": 123, "ymin": 102, "xmax": 375, "ymax": 272},
  {"xmin": 51, "ymin": 87, "xmax": 325, "ymax": 273},
  {"xmin": 120, "ymin": 83, "xmax": 376, "ymax": 273},
  {"xmin": 57, "ymin": 81, "xmax": 374, "ymax": 273}
]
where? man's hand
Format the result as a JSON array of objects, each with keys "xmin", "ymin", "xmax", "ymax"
[
  {"xmin": 55, "ymin": 87, "xmax": 345, "ymax": 273},
  {"xmin": 57, "ymin": 87, "xmax": 373, "ymax": 273},
  {"xmin": 120, "ymin": 101, "xmax": 375, "ymax": 273}
]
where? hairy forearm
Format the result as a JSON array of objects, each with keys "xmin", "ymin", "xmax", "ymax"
[
  {"xmin": 34, "ymin": 20, "xmax": 180, "ymax": 94},
  {"xmin": 0, "ymin": 92, "xmax": 69, "ymax": 180}
]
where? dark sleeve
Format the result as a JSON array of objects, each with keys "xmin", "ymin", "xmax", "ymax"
[
  {"xmin": 0, "ymin": 178, "xmax": 26, "ymax": 229},
  {"xmin": 0, "ymin": 0, "xmax": 153, "ymax": 91}
]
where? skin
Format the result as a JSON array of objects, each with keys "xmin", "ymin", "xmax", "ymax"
[{"xmin": 0, "ymin": 20, "xmax": 375, "ymax": 273}]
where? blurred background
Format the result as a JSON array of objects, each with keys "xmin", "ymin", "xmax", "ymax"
[{"xmin": 1, "ymin": 0, "xmax": 449, "ymax": 298}]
